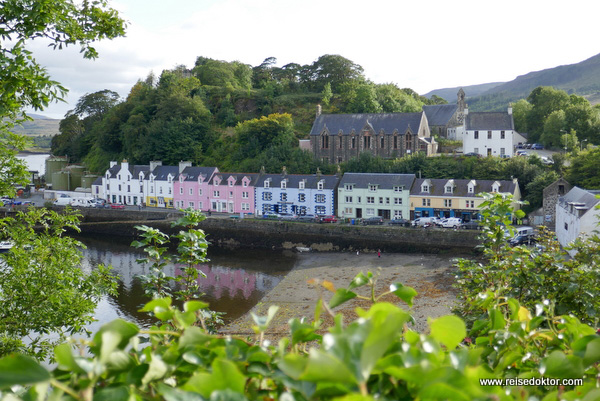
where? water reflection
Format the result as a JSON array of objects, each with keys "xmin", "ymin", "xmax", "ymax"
[{"xmin": 77, "ymin": 235, "xmax": 297, "ymax": 329}]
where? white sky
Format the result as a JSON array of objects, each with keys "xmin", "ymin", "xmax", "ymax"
[{"xmin": 24, "ymin": 0, "xmax": 600, "ymax": 119}]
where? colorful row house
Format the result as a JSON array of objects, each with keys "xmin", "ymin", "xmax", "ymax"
[
  {"xmin": 173, "ymin": 166, "xmax": 220, "ymax": 211},
  {"xmin": 410, "ymin": 178, "xmax": 521, "ymax": 221},
  {"xmin": 205, "ymin": 172, "xmax": 259, "ymax": 214},
  {"xmin": 255, "ymin": 170, "xmax": 339, "ymax": 216},
  {"xmin": 337, "ymin": 173, "xmax": 415, "ymax": 220}
]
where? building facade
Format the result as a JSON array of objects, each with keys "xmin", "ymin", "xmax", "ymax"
[
  {"xmin": 309, "ymin": 111, "xmax": 437, "ymax": 164},
  {"xmin": 555, "ymin": 186, "xmax": 600, "ymax": 255},
  {"xmin": 542, "ymin": 178, "xmax": 572, "ymax": 229},
  {"xmin": 337, "ymin": 173, "xmax": 415, "ymax": 220},
  {"xmin": 103, "ymin": 160, "xmax": 149, "ymax": 205},
  {"xmin": 410, "ymin": 178, "xmax": 521, "ymax": 221},
  {"xmin": 254, "ymin": 170, "xmax": 339, "ymax": 216},
  {"xmin": 207, "ymin": 173, "xmax": 258, "ymax": 214},
  {"xmin": 173, "ymin": 166, "xmax": 219, "ymax": 211},
  {"xmin": 462, "ymin": 107, "xmax": 526, "ymax": 157}
]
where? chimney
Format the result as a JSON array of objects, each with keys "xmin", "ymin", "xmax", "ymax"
[
  {"xmin": 507, "ymin": 106, "xmax": 513, "ymax": 115},
  {"xmin": 109, "ymin": 161, "xmax": 117, "ymax": 168},
  {"xmin": 316, "ymin": 104, "xmax": 322, "ymax": 118},
  {"xmin": 179, "ymin": 160, "xmax": 192, "ymax": 173},
  {"xmin": 149, "ymin": 160, "xmax": 162, "ymax": 172},
  {"xmin": 121, "ymin": 159, "xmax": 129, "ymax": 171},
  {"xmin": 282, "ymin": 166, "xmax": 287, "ymax": 176},
  {"xmin": 260, "ymin": 166, "xmax": 266, "ymax": 176},
  {"xmin": 316, "ymin": 167, "xmax": 322, "ymax": 179}
]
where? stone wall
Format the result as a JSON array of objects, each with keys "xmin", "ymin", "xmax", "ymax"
[{"xmin": 77, "ymin": 217, "xmax": 480, "ymax": 254}]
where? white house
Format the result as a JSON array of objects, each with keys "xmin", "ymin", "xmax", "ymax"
[
  {"xmin": 104, "ymin": 160, "xmax": 149, "ymax": 205},
  {"xmin": 462, "ymin": 107, "xmax": 526, "ymax": 157},
  {"xmin": 555, "ymin": 187, "xmax": 600, "ymax": 255}
]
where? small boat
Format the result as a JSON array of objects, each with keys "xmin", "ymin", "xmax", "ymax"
[
  {"xmin": 0, "ymin": 241, "xmax": 13, "ymax": 253},
  {"xmin": 295, "ymin": 246, "xmax": 312, "ymax": 253}
]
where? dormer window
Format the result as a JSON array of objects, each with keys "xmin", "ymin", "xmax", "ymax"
[
  {"xmin": 264, "ymin": 180, "xmax": 270, "ymax": 188},
  {"xmin": 368, "ymin": 185, "xmax": 377, "ymax": 192},
  {"xmin": 167, "ymin": 176, "xmax": 173, "ymax": 184},
  {"xmin": 445, "ymin": 186, "xmax": 452, "ymax": 193},
  {"xmin": 281, "ymin": 180, "xmax": 287, "ymax": 189},
  {"xmin": 345, "ymin": 184, "xmax": 353, "ymax": 191},
  {"xmin": 299, "ymin": 181, "xmax": 305, "ymax": 190},
  {"xmin": 243, "ymin": 180, "xmax": 248, "ymax": 187},
  {"xmin": 229, "ymin": 179, "xmax": 234, "ymax": 187},
  {"xmin": 179, "ymin": 175, "xmax": 184, "ymax": 183},
  {"xmin": 393, "ymin": 186, "xmax": 402, "ymax": 192},
  {"xmin": 468, "ymin": 186, "xmax": 474, "ymax": 193},
  {"xmin": 318, "ymin": 181, "xmax": 324, "ymax": 190},
  {"xmin": 422, "ymin": 185, "xmax": 429, "ymax": 193}
]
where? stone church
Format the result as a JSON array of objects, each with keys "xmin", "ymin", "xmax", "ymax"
[
  {"xmin": 422, "ymin": 89, "xmax": 467, "ymax": 139},
  {"xmin": 309, "ymin": 107, "xmax": 437, "ymax": 164}
]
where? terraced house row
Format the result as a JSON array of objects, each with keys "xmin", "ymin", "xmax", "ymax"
[{"xmin": 93, "ymin": 160, "xmax": 521, "ymax": 220}]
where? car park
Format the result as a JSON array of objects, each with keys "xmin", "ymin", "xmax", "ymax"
[
  {"xmin": 388, "ymin": 218, "xmax": 410, "ymax": 227},
  {"xmin": 439, "ymin": 217, "xmax": 462, "ymax": 228},
  {"xmin": 362, "ymin": 216, "xmax": 384, "ymax": 225},
  {"xmin": 459, "ymin": 220, "xmax": 481, "ymax": 230},
  {"xmin": 318, "ymin": 215, "xmax": 338, "ymax": 223}
]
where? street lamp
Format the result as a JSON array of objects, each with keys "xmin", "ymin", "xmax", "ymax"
[{"xmin": 581, "ymin": 139, "xmax": 588, "ymax": 151}]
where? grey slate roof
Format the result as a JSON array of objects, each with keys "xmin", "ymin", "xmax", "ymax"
[
  {"xmin": 411, "ymin": 178, "xmax": 519, "ymax": 197},
  {"xmin": 465, "ymin": 112, "xmax": 514, "ymax": 131},
  {"xmin": 131, "ymin": 165, "xmax": 150, "ymax": 177},
  {"xmin": 256, "ymin": 174, "xmax": 340, "ymax": 189},
  {"xmin": 339, "ymin": 173, "xmax": 416, "ymax": 190},
  {"xmin": 179, "ymin": 166, "xmax": 218, "ymax": 182},
  {"xmin": 211, "ymin": 173, "xmax": 259, "ymax": 187},
  {"xmin": 309, "ymin": 113, "xmax": 424, "ymax": 136},
  {"xmin": 92, "ymin": 177, "xmax": 103, "ymax": 186},
  {"xmin": 151, "ymin": 165, "xmax": 179, "ymax": 181},
  {"xmin": 423, "ymin": 104, "xmax": 458, "ymax": 126},
  {"xmin": 558, "ymin": 186, "xmax": 600, "ymax": 210},
  {"xmin": 107, "ymin": 164, "xmax": 120, "ymax": 178}
]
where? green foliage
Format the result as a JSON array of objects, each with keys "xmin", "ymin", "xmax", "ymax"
[
  {"xmin": 566, "ymin": 147, "xmax": 600, "ymax": 188},
  {"xmin": 454, "ymin": 193, "xmax": 600, "ymax": 327},
  {"xmin": 0, "ymin": 132, "xmax": 30, "ymax": 197},
  {"xmin": 0, "ymin": 208, "xmax": 117, "ymax": 359},
  {"xmin": 3, "ymin": 274, "xmax": 600, "ymax": 399}
]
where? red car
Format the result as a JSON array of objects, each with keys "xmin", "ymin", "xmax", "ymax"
[
  {"xmin": 318, "ymin": 215, "xmax": 338, "ymax": 223},
  {"xmin": 110, "ymin": 203, "xmax": 125, "ymax": 209}
]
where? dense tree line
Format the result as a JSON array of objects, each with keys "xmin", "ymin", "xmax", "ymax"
[{"xmin": 51, "ymin": 55, "xmax": 445, "ymax": 173}]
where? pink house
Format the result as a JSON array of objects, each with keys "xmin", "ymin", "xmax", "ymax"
[
  {"xmin": 173, "ymin": 166, "xmax": 219, "ymax": 211},
  {"xmin": 208, "ymin": 173, "xmax": 258, "ymax": 214}
]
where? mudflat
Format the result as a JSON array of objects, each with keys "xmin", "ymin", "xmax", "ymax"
[{"xmin": 224, "ymin": 250, "xmax": 464, "ymax": 338}]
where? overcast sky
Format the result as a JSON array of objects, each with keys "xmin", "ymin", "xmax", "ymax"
[{"xmin": 24, "ymin": 0, "xmax": 600, "ymax": 119}]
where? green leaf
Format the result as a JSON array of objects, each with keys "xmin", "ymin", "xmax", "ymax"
[
  {"xmin": 278, "ymin": 354, "xmax": 308, "ymax": 380},
  {"xmin": 348, "ymin": 272, "xmax": 371, "ymax": 290},
  {"xmin": 489, "ymin": 308, "xmax": 506, "ymax": 330},
  {"xmin": 91, "ymin": 319, "xmax": 139, "ymax": 356},
  {"xmin": 183, "ymin": 358, "xmax": 246, "ymax": 398},
  {"xmin": 54, "ymin": 343, "xmax": 84, "ymax": 373},
  {"xmin": 139, "ymin": 298, "xmax": 172, "ymax": 312},
  {"xmin": 0, "ymin": 354, "xmax": 50, "ymax": 388},
  {"xmin": 390, "ymin": 283, "xmax": 417, "ymax": 307},
  {"xmin": 93, "ymin": 386, "xmax": 130, "ymax": 401},
  {"xmin": 329, "ymin": 288, "xmax": 357, "ymax": 308},
  {"xmin": 430, "ymin": 315, "xmax": 466, "ymax": 350},
  {"xmin": 251, "ymin": 305, "xmax": 279, "ymax": 333},
  {"xmin": 184, "ymin": 300, "xmax": 209, "ymax": 312},
  {"xmin": 300, "ymin": 349, "xmax": 357, "ymax": 385},
  {"xmin": 541, "ymin": 351, "xmax": 584, "ymax": 378}
]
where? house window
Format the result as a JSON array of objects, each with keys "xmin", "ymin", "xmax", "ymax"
[
  {"xmin": 422, "ymin": 185, "xmax": 429, "ymax": 192},
  {"xmin": 213, "ymin": 190, "xmax": 220, "ymax": 197},
  {"xmin": 318, "ymin": 181, "xmax": 324, "ymax": 190},
  {"xmin": 345, "ymin": 196, "xmax": 353, "ymax": 203},
  {"xmin": 264, "ymin": 180, "xmax": 270, "ymax": 188},
  {"xmin": 564, "ymin": 222, "xmax": 568, "ymax": 230},
  {"xmin": 380, "ymin": 136, "xmax": 384, "ymax": 148},
  {"xmin": 281, "ymin": 181, "xmax": 287, "ymax": 189},
  {"xmin": 229, "ymin": 180, "xmax": 233, "ymax": 187},
  {"xmin": 140, "ymin": 185, "xmax": 143, "ymax": 193},
  {"xmin": 394, "ymin": 198, "xmax": 402, "ymax": 205},
  {"xmin": 357, "ymin": 196, "xmax": 361, "ymax": 203},
  {"xmin": 474, "ymin": 148, "xmax": 479, "ymax": 154},
  {"xmin": 393, "ymin": 135, "xmax": 398, "ymax": 149},
  {"xmin": 118, "ymin": 175, "xmax": 121, "ymax": 180},
  {"xmin": 379, "ymin": 197, "xmax": 384, "ymax": 204},
  {"xmin": 159, "ymin": 187, "xmax": 162, "ymax": 194},
  {"xmin": 393, "ymin": 186, "xmax": 402, "ymax": 192},
  {"xmin": 189, "ymin": 188, "xmax": 193, "ymax": 195},
  {"xmin": 368, "ymin": 185, "xmax": 377, "ymax": 192},
  {"xmin": 298, "ymin": 193, "xmax": 305, "ymax": 202},
  {"xmin": 445, "ymin": 186, "xmax": 452, "ymax": 193},
  {"xmin": 150, "ymin": 187, "xmax": 154, "ymax": 194},
  {"xmin": 168, "ymin": 187, "xmax": 171, "ymax": 195},
  {"xmin": 199, "ymin": 202, "xmax": 203, "ymax": 209},
  {"xmin": 422, "ymin": 199, "xmax": 431, "ymax": 206},
  {"xmin": 385, "ymin": 197, "xmax": 390, "ymax": 204},
  {"xmin": 242, "ymin": 203, "xmax": 250, "ymax": 211},
  {"xmin": 344, "ymin": 207, "xmax": 353, "ymax": 214},
  {"xmin": 127, "ymin": 185, "xmax": 130, "ymax": 192},
  {"xmin": 321, "ymin": 134, "xmax": 329, "ymax": 149},
  {"xmin": 364, "ymin": 136, "xmax": 371, "ymax": 149},
  {"xmin": 444, "ymin": 199, "xmax": 452, "ymax": 207},
  {"xmin": 280, "ymin": 193, "xmax": 287, "ymax": 201},
  {"xmin": 501, "ymin": 131, "xmax": 505, "ymax": 139},
  {"xmin": 474, "ymin": 131, "xmax": 479, "ymax": 139},
  {"xmin": 299, "ymin": 181, "xmax": 305, "ymax": 190},
  {"xmin": 345, "ymin": 184, "xmax": 353, "ymax": 191},
  {"xmin": 118, "ymin": 184, "xmax": 121, "ymax": 191},
  {"xmin": 198, "ymin": 189, "xmax": 203, "ymax": 196},
  {"xmin": 351, "ymin": 136, "xmax": 356, "ymax": 149},
  {"xmin": 468, "ymin": 186, "xmax": 474, "ymax": 193},
  {"xmin": 315, "ymin": 194, "xmax": 326, "ymax": 203},
  {"xmin": 500, "ymin": 148, "xmax": 505, "ymax": 156},
  {"xmin": 339, "ymin": 136, "xmax": 343, "ymax": 149},
  {"xmin": 394, "ymin": 211, "xmax": 403, "ymax": 219},
  {"xmin": 315, "ymin": 206, "xmax": 326, "ymax": 215},
  {"xmin": 367, "ymin": 197, "xmax": 374, "ymax": 204},
  {"xmin": 229, "ymin": 191, "xmax": 233, "ymax": 198},
  {"xmin": 243, "ymin": 181, "xmax": 248, "ymax": 187},
  {"xmin": 366, "ymin": 208, "xmax": 375, "ymax": 216},
  {"xmin": 180, "ymin": 187, "xmax": 184, "ymax": 195},
  {"xmin": 242, "ymin": 191, "xmax": 249, "ymax": 199},
  {"xmin": 189, "ymin": 201, "xmax": 194, "ymax": 208},
  {"xmin": 488, "ymin": 131, "xmax": 492, "ymax": 139},
  {"xmin": 262, "ymin": 192, "xmax": 272, "ymax": 201}
]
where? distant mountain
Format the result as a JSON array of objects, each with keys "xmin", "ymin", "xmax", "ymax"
[
  {"xmin": 423, "ymin": 53, "xmax": 600, "ymax": 111},
  {"xmin": 423, "ymin": 82, "xmax": 505, "ymax": 102},
  {"xmin": 9, "ymin": 117, "xmax": 60, "ymax": 137}
]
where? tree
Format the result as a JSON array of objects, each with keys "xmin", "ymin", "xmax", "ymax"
[
  {"xmin": 526, "ymin": 87, "xmax": 570, "ymax": 143},
  {"xmin": 234, "ymin": 113, "xmax": 295, "ymax": 159},
  {"xmin": 540, "ymin": 109, "xmax": 565, "ymax": 147},
  {"xmin": 0, "ymin": 0, "xmax": 126, "ymax": 125},
  {"xmin": 321, "ymin": 82, "xmax": 332, "ymax": 106},
  {"xmin": 311, "ymin": 54, "xmax": 364, "ymax": 92},
  {"xmin": 511, "ymin": 98, "xmax": 532, "ymax": 133}
]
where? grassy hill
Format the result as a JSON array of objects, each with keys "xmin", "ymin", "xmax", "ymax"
[
  {"xmin": 424, "ymin": 53, "xmax": 600, "ymax": 111},
  {"xmin": 9, "ymin": 118, "xmax": 60, "ymax": 137}
]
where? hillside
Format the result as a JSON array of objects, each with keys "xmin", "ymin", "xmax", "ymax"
[
  {"xmin": 425, "ymin": 52, "xmax": 600, "ymax": 111},
  {"xmin": 9, "ymin": 118, "xmax": 60, "ymax": 137}
]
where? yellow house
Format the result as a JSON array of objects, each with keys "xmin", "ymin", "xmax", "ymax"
[{"xmin": 409, "ymin": 178, "xmax": 521, "ymax": 221}]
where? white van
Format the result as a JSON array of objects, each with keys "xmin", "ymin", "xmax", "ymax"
[
  {"xmin": 53, "ymin": 196, "xmax": 73, "ymax": 206},
  {"xmin": 439, "ymin": 217, "xmax": 462, "ymax": 228},
  {"xmin": 69, "ymin": 198, "xmax": 95, "ymax": 208},
  {"xmin": 505, "ymin": 226, "xmax": 535, "ymax": 238},
  {"xmin": 412, "ymin": 216, "xmax": 439, "ymax": 227}
]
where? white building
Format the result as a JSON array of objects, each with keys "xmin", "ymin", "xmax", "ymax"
[
  {"xmin": 462, "ymin": 107, "xmax": 526, "ymax": 157},
  {"xmin": 555, "ymin": 187, "xmax": 600, "ymax": 255},
  {"xmin": 103, "ymin": 160, "xmax": 149, "ymax": 205}
]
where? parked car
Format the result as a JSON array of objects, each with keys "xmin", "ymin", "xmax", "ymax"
[
  {"xmin": 531, "ymin": 143, "xmax": 544, "ymax": 150},
  {"xmin": 525, "ymin": 143, "xmax": 533, "ymax": 149},
  {"xmin": 362, "ymin": 216, "xmax": 384, "ymax": 225},
  {"xmin": 296, "ymin": 214, "xmax": 317, "ymax": 223},
  {"xmin": 70, "ymin": 198, "xmax": 95, "ymax": 207},
  {"xmin": 412, "ymin": 216, "xmax": 439, "ymax": 227},
  {"xmin": 262, "ymin": 212, "xmax": 278, "ymax": 219},
  {"xmin": 53, "ymin": 196, "xmax": 73, "ymax": 206},
  {"xmin": 318, "ymin": 215, "xmax": 338, "ymax": 223},
  {"xmin": 277, "ymin": 213, "xmax": 297, "ymax": 221},
  {"xmin": 463, "ymin": 152, "xmax": 482, "ymax": 157},
  {"xmin": 516, "ymin": 150, "xmax": 528, "ymax": 156},
  {"xmin": 439, "ymin": 217, "xmax": 462, "ymax": 228},
  {"xmin": 110, "ymin": 203, "xmax": 125, "ymax": 209},
  {"xmin": 541, "ymin": 156, "xmax": 554, "ymax": 165},
  {"xmin": 459, "ymin": 220, "xmax": 481, "ymax": 230},
  {"xmin": 509, "ymin": 234, "xmax": 537, "ymax": 247},
  {"xmin": 388, "ymin": 218, "xmax": 410, "ymax": 227}
]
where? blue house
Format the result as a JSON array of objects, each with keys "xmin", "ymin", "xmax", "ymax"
[{"xmin": 254, "ymin": 169, "xmax": 340, "ymax": 216}]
